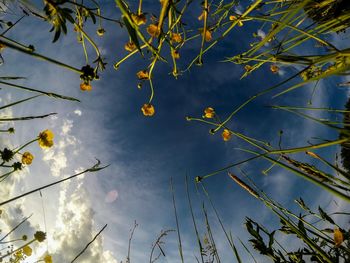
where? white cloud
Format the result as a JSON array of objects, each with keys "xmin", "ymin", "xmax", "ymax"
[{"xmin": 74, "ymin": 109, "xmax": 82, "ymax": 116}]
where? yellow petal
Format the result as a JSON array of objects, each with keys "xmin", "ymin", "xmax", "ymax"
[
  {"xmin": 137, "ymin": 70, "xmax": 149, "ymax": 80},
  {"xmin": 141, "ymin": 103, "xmax": 155, "ymax": 116},
  {"xmin": 147, "ymin": 24, "xmax": 160, "ymax": 38},
  {"xmin": 334, "ymin": 228, "xmax": 343, "ymax": 247},
  {"xmin": 222, "ymin": 129, "xmax": 232, "ymax": 141},
  {"xmin": 204, "ymin": 107, "xmax": 215, "ymax": 118}
]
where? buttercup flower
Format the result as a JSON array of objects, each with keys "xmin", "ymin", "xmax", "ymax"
[
  {"xmin": 125, "ymin": 41, "xmax": 136, "ymax": 52},
  {"xmin": 171, "ymin": 33, "xmax": 182, "ymax": 43},
  {"xmin": 171, "ymin": 50, "xmax": 180, "ymax": 59},
  {"xmin": 203, "ymin": 107, "xmax": 215, "ymax": 118},
  {"xmin": 270, "ymin": 64, "xmax": 279, "ymax": 73},
  {"xmin": 147, "ymin": 24, "xmax": 160, "ymax": 38},
  {"xmin": 137, "ymin": 70, "xmax": 149, "ymax": 80},
  {"xmin": 1, "ymin": 148, "xmax": 14, "ymax": 162},
  {"xmin": 13, "ymin": 162, "xmax": 22, "ymax": 171},
  {"xmin": 141, "ymin": 103, "xmax": 155, "ymax": 116},
  {"xmin": 222, "ymin": 129, "xmax": 232, "ymax": 141},
  {"xmin": 34, "ymin": 231, "xmax": 46, "ymax": 242},
  {"xmin": 23, "ymin": 245, "xmax": 32, "ymax": 256},
  {"xmin": 22, "ymin": 152, "xmax": 34, "ymax": 165},
  {"xmin": 44, "ymin": 254, "xmax": 53, "ymax": 263},
  {"xmin": 80, "ymin": 81, "xmax": 92, "ymax": 91},
  {"xmin": 229, "ymin": 15, "xmax": 243, "ymax": 26},
  {"xmin": 245, "ymin": 65, "xmax": 253, "ymax": 72},
  {"xmin": 201, "ymin": 29, "xmax": 212, "ymax": 42},
  {"xmin": 131, "ymin": 13, "xmax": 146, "ymax": 26},
  {"xmin": 38, "ymin": 130, "xmax": 54, "ymax": 149},
  {"xmin": 334, "ymin": 228, "xmax": 343, "ymax": 247}
]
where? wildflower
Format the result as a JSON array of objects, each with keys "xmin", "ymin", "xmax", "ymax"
[
  {"xmin": 171, "ymin": 33, "xmax": 182, "ymax": 43},
  {"xmin": 80, "ymin": 64, "xmax": 95, "ymax": 82},
  {"xmin": 23, "ymin": 245, "xmax": 32, "ymax": 256},
  {"xmin": 1, "ymin": 148, "xmax": 14, "ymax": 162},
  {"xmin": 137, "ymin": 70, "xmax": 149, "ymax": 80},
  {"xmin": 201, "ymin": 29, "xmax": 212, "ymax": 42},
  {"xmin": 34, "ymin": 231, "xmax": 46, "ymax": 242},
  {"xmin": 96, "ymin": 28, "xmax": 105, "ymax": 36},
  {"xmin": 22, "ymin": 152, "xmax": 34, "ymax": 165},
  {"xmin": 14, "ymin": 250, "xmax": 23, "ymax": 259},
  {"xmin": 203, "ymin": 107, "xmax": 215, "ymax": 118},
  {"xmin": 12, "ymin": 161, "xmax": 22, "ymax": 171},
  {"xmin": 147, "ymin": 24, "xmax": 160, "ymax": 38},
  {"xmin": 245, "ymin": 65, "xmax": 253, "ymax": 72},
  {"xmin": 222, "ymin": 129, "xmax": 232, "ymax": 141},
  {"xmin": 80, "ymin": 81, "xmax": 92, "ymax": 91},
  {"xmin": 125, "ymin": 41, "xmax": 136, "ymax": 52},
  {"xmin": 171, "ymin": 50, "xmax": 180, "ymax": 59},
  {"xmin": 229, "ymin": 15, "xmax": 243, "ymax": 26},
  {"xmin": 38, "ymin": 130, "xmax": 54, "ymax": 149},
  {"xmin": 270, "ymin": 64, "xmax": 279, "ymax": 73},
  {"xmin": 44, "ymin": 255, "xmax": 53, "ymax": 263},
  {"xmin": 141, "ymin": 103, "xmax": 155, "ymax": 116},
  {"xmin": 131, "ymin": 13, "xmax": 146, "ymax": 26},
  {"xmin": 334, "ymin": 228, "xmax": 343, "ymax": 247}
]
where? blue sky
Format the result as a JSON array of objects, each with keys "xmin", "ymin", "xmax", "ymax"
[{"xmin": 0, "ymin": 1, "xmax": 350, "ymax": 262}]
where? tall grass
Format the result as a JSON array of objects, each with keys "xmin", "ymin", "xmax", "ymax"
[{"xmin": 0, "ymin": 0, "xmax": 349, "ymax": 262}]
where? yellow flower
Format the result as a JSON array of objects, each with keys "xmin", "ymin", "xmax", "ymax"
[
  {"xmin": 245, "ymin": 65, "xmax": 253, "ymax": 72},
  {"xmin": 203, "ymin": 107, "xmax": 215, "ymax": 118},
  {"xmin": 125, "ymin": 41, "xmax": 136, "ymax": 52},
  {"xmin": 171, "ymin": 50, "xmax": 180, "ymax": 59},
  {"xmin": 38, "ymin": 130, "xmax": 54, "ymax": 149},
  {"xmin": 34, "ymin": 231, "xmax": 46, "ymax": 242},
  {"xmin": 171, "ymin": 32, "xmax": 182, "ymax": 43},
  {"xmin": 131, "ymin": 13, "xmax": 146, "ymax": 26},
  {"xmin": 80, "ymin": 81, "xmax": 92, "ymax": 91},
  {"xmin": 14, "ymin": 250, "xmax": 23, "ymax": 259},
  {"xmin": 334, "ymin": 228, "xmax": 343, "ymax": 247},
  {"xmin": 200, "ymin": 29, "xmax": 212, "ymax": 42},
  {"xmin": 270, "ymin": 64, "xmax": 279, "ymax": 74},
  {"xmin": 21, "ymin": 152, "xmax": 34, "ymax": 165},
  {"xmin": 222, "ymin": 129, "xmax": 232, "ymax": 141},
  {"xmin": 141, "ymin": 103, "xmax": 155, "ymax": 116},
  {"xmin": 44, "ymin": 254, "xmax": 53, "ymax": 263},
  {"xmin": 229, "ymin": 15, "xmax": 243, "ymax": 26},
  {"xmin": 147, "ymin": 24, "xmax": 160, "ymax": 38},
  {"xmin": 22, "ymin": 245, "xmax": 32, "ymax": 256},
  {"xmin": 137, "ymin": 70, "xmax": 149, "ymax": 80}
]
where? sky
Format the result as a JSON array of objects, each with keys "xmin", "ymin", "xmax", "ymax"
[{"xmin": 0, "ymin": 0, "xmax": 350, "ymax": 262}]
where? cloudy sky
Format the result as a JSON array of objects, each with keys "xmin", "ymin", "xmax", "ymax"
[{"xmin": 0, "ymin": 0, "xmax": 349, "ymax": 262}]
